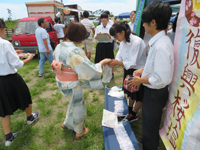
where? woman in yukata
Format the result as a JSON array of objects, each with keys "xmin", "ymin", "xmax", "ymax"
[{"xmin": 51, "ymin": 21, "xmax": 111, "ymax": 139}]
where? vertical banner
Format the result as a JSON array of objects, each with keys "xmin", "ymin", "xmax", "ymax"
[
  {"xmin": 160, "ymin": 0, "xmax": 200, "ymax": 150},
  {"xmin": 133, "ymin": 0, "xmax": 146, "ymax": 35}
]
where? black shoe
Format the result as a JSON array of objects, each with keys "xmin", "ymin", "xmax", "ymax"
[
  {"xmin": 137, "ymin": 138, "xmax": 142, "ymax": 145},
  {"xmin": 118, "ymin": 114, "xmax": 128, "ymax": 120},
  {"xmin": 126, "ymin": 114, "xmax": 138, "ymax": 122},
  {"xmin": 111, "ymin": 73, "xmax": 114, "ymax": 79}
]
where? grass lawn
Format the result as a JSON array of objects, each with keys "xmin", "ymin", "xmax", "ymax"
[{"xmin": 0, "ymin": 41, "xmax": 166, "ymax": 150}]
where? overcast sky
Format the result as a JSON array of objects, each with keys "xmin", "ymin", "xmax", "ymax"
[{"xmin": 0, "ymin": 0, "xmax": 136, "ymax": 20}]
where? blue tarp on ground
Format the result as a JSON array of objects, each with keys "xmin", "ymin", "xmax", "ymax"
[
  {"xmin": 117, "ymin": 12, "xmax": 130, "ymax": 18},
  {"xmin": 102, "ymin": 121, "xmax": 141, "ymax": 150},
  {"xmin": 102, "ymin": 88, "xmax": 140, "ymax": 150},
  {"xmin": 104, "ymin": 87, "xmax": 128, "ymax": 116}
]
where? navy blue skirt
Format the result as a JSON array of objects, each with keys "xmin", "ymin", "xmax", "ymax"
[
  {"xmin": 95, "ymin": 42, "xmax": 114, "ymax": 63},
  {"xmin": 0, "ymin": 73, "xmax": 32, "ymax": 117}
]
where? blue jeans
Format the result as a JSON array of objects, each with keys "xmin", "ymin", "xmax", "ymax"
[{"xmin": 39, "ymin": 50, "xmax": 54, "ymax": 74}]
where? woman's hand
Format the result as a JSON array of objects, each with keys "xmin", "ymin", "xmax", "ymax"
[
  {"xmin": 95, "ymin": 32, "xmax": 101, "ymax": 39},
  {"xmin": 127, "ymin": 76, "xmax": 141, "ymax": 88},
  {"xmin": 108, "ymin": 59, "xmax": 118, "ymax": 68},
  {"xmin": 23, "ymin": 54, "xmax": 35, "ymax": 65},
  {"xmin": 100, "ymin": 58, "xmax": 112, "ymax": 66},
  {"xmin": 133, "ymin": 67, "xmax": 144, "ymax": 77},
  {"xmin": 103, "ymin": 32, "xmax": 111, "ymax": 39},
  {"xmin": 108, "ymin": 59, "xmax": 124, "ymax": 67},
  {"xmin": 27, "ymin": 54, "xmax": 34, "ymax": 61},
  {"xmin": 102, "ymin": 58, "xmax": 112, "ymax": 65},
  {"xmin": 16, "ymin": 50, "xmax": 24, "ymax": 54}
]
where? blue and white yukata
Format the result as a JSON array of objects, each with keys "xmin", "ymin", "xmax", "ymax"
[{"xmin": 53, "ymin": 42, "xmax": 103, "ymax": 134}]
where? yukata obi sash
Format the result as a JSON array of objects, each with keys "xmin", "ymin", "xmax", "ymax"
[{"xmin": 51, "ymin": 60, "xmax": 78, "ymax": 81}]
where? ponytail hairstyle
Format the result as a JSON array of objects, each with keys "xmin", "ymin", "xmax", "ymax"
[
  {"xmin": 131, "ymin": 32, "xmax": 138, "ymax": 36},
  {"xmin": 109, "ymin": 22, "xmax": 131, "ymax": 42}
]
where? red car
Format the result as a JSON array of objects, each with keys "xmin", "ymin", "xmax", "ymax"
[{"xmin": 12, "ymin": 16, "xmax": 58, "ymax": 57}]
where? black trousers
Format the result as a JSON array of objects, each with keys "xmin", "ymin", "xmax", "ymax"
[{"xmin": 142, "ymin": 86, "xmax": 168, "ymax": 150}]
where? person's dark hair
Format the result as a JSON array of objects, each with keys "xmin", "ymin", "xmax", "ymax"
[
  {"xmin": 64, "ymin": 21, "xmax": 87, "ymax": 43},
  {"xmin": 55, "ymin": 17, "xmax": 60, "ymax": 23},
  {"xmin": 142, "ymin": 1, "xmax": 172, "ymax": 30},
  {"xmin": 38, "ymin": 18, "xmax": 45, "ymax": 26},
  {"xmin": 0, "ymin": 19, "xmax": 6, "ymax": 28},
  {"xmin": 83, "ymin": 11, "xmax": 89, "ymax": 18},
  {"xmin": 131, "ymin": 11, "xmax": 136, "ymax": 14},
  {"xmin": 103, "ymin": 10, "xmax": 110, "ymax": 15},
  {"xmin": 100, "ymin": 13, "xmax": 108, "ymax": 19},
  {"xmin": 172, "ymin": 13, "xmax": 179, "ymax": 32},
  {"xmin": 110, "ymin": 22, "xmax": 131, "ymax": 42},
  {"xmin": 132, "ymin": 32, "xmax": 138, "ymax": 36}
]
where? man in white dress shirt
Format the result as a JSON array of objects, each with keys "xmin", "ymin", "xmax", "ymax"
[
  {"xmin": 128, "ymin": 11, "xmax": 136, "ymax": 32},
  {"xmin": 127, "ymin": 2, "xmax": 174, "ymax": 150}
]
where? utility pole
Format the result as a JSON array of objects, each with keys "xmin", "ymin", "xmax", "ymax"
[{"xmin": 13, "ymin": 12, "xmax": 16, "ymax": 20}]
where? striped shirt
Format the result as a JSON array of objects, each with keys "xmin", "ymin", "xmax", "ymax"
[{"xmin": 81, "ymin": 18, "xmax": 95, "ymax": 39}]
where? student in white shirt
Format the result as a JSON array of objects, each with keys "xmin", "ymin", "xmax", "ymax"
[
  {"xmin": 81, "ymin": 11, "xmax": 95, "ymax": 60},
  {"xmin": 127, "ymin": 2, "xmax": 174, "ymax": 149},
  {"xmin": 128, "ymin": 11, "xmax": 136, "ymax": 32},
  {"xmin": 101, "ymin": 10, "xmax": 114, "ymax": 26},
  {"xmin": 108, "ymin": 22, "xmax": 147, "ymax": 122},
  {"xmin": 0, "ymin": 19, "xmax": 39, "ymax": 147},
  {"xmin": 54, "ymin": 17, "xmax": 65, "ymax": 43},
  {"xmin": 95, "ymin": 13, "xmax": 115, "ymax": 78}
]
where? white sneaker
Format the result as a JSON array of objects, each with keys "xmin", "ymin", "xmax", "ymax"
[
  {"xmin": 27, "ymin": 111, "xmax": 39, "ymax": 125},
  {"xmin": 5, "ymin": 132, "xmax": 20, "ymax": 147}
]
